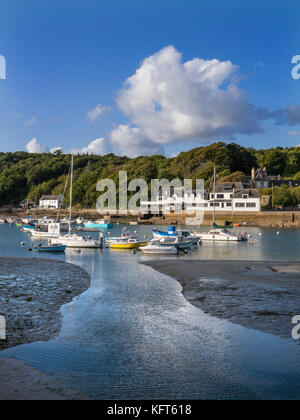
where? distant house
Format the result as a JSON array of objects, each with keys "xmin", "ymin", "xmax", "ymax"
[
  {"xmin": 250, "ymin": 167, "xmax": 300, "ymax": 189},
  {"xmin": 19, "ymin": 199, "xmax": 35, "ymax": 210},
  {"xmin": 39, "ymin": 195, "xmax": 65, "ymax": 209}
]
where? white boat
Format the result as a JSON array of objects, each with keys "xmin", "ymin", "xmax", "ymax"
[
  {"xmin": 106, "ymin": 231, "xmax": 131, "ymax": 244},
  {"xmin": 51, "ymin": 156, "xmax": 103, "ymax": 249},
  {"xmin": 30, "ymin": 223, "xmax": 60, "ymax": 239},
  {"xmin": 192, "ymin": 167, "xmax": 247, "ymax": 243},
  {"xmin": 0, "ymin": 218, "xmax": 5, "ymax": 224},
  {"xmin": 51, "ymin": 234, "xmax": 103, "ymax": 248},
  {"xmin": 161, "ymin": 236, "xmax": 198, "ymax": 249},
  {"xmin": 76, "ymin": 217, "xmax": 86, "ymax": 225},
  {"xmin": 195, "ymin": 228, "xmax": 244, "ymax": 241},
  {"xmin": 141, "ymin": 239, "xmax": 179, "ymax": 255},
  {"xmin": 38, "ymin": 217, "xmax": 56, "ymax": 226},
  {"xmin": 153, "ymin": 226, "xmax": 200, "ymax": 244}
]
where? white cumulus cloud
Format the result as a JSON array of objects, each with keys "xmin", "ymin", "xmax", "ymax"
[
  {"xmin": 86, "ymin": 104, "xmax": 107, "ymax": 123},
  {"xmin": 71, "ymin": 137, "xmax": 110, "ymax": 155},
  {"xmin": 110, "ymin": 125, "xmax": 164, "ymax": 157},
  {"xmin": 111, "ymin": 45, "xmax": 282, "ymax": 156},
  {"xmin": 26, "ymin": 138, "xmax": 49, "ymax": 153}
]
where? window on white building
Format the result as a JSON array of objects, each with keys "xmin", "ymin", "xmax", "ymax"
[
  {"xmin": 235, "ymin": 203, "xmax": 245, "ymax": 207},
  {"xmin": 246, "ymin": 203, "xmax": 256, "ymax": 207}
]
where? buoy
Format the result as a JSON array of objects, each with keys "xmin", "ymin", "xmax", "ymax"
[
  {"xmin": 277, "ymin": 231, "xmax": 280, "ymax": 235},
  {"xmin": 249, "ymin": 241, "xmax": 254, "ymax": 245},
  {"xmin": 20, "ymin": 242, "xmax": 25, "ymax": 246},
  {"xmin": 259, "ymin": 233, "xmax": 262, "ymax": 236}
]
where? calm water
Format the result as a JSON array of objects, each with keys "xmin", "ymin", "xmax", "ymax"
[{"xmin": 0, "ymin": 223, "xmax": 300, "ymax": 399}]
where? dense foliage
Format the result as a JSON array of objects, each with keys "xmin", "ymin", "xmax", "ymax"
[{"xmin": 1, "ymin": 142, "xmax": 300, "ymax": 208}]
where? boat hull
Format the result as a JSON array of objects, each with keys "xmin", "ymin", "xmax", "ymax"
[
  {"xmin": 199, "ymin": 235, "xmax": 241, "ymax": 241},
  {"xmin": 141, "ymin": 246, "xmax": 178, "ymax": 255},
  {"xmin": 52, "ymin": 238, "xmax": 101, "ymax": 248},
  {"xmin": 110, "ymin": 242, "xmax": 147, "ymax": 249},
  {"xmin": 84, "ymin": 223, "xmax": 114, "ymax": 229},
  {"xmin": 38, "ymin": 245, "xmax": 66, "ymax": 253}
]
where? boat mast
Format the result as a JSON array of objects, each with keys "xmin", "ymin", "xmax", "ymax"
[
  {"xmin": 69, "ymin": 155, "xmax": 73, "ymax": 235},
  {"xmin": 213, "ymin": 166, "xmax": 216, "ymax": 225}
]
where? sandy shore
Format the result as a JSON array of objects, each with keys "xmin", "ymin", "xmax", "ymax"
[
  {"xmin": 0, "ymin": 257, "xmax": 91, "ymax": 400},
  {"xmin": 142, "ymin": 259, "xmax": 300, "ymax": 338}
]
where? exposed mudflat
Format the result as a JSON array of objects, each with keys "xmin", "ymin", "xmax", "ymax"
[
  {"xmin": 142, "ymin": 259, "xmax": 300, "ymax": 338},
  {"xmin": 0, "ymin": 358, "xmax": 89, "ymax": 400},
  {"xmin": 0, "ymin": 257, "xmax": 90, "ymax": 351}
]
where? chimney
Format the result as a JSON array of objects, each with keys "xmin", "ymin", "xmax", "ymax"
[{"xmin": 251, "ymin": 167, "xmax": 255, "ymax": 180}]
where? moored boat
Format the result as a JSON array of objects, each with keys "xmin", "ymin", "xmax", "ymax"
[
  {"xmin": 84, "ymin": 218, "xmax": 114, "ymax": 229},
  {"xmin": 141, "ymin": 239, "xmax": 179, "ymax": 255},
  {"xmin": 37, "ymin": 244, "xmax": 66, "ymax": 253},
  {"xmin": 106, "ymin": 230, "xmax": 131, "ymax": 244},
  {"xmin": 29, "ymin": 223, "xmax": 60, "ymax": 239},
  {"xmin": 153, "ymin": 226, "xmax": 200, "ymax": 244},
  {"xmin": 51, "ymin": 233, "xmax": 103, "ymax": 248},
  {"xmin": 109, "ymin": 238, "xmax": 147, "ymax": 249},
  {"xmin": 195, "ymin": 228, "xmax": 246, "ymax": 242}
]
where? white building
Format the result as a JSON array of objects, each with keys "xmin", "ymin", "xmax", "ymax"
[
  {"xmin": 208, "ymin": 182, "xmax": 261, "ymax": 212},
  {"xmin": 141, "ymin": 182, "xmax": 261, "ymax": 214},
  {"xmin": 39, "ymin": 195, "xmax": 65, "ymax": 209}
]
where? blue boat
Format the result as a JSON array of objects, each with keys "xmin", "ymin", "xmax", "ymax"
[
  {"xmin": 22, "ymin": 224, "xmax": 36, "ymax": 231},
  {"xmin": 84, "ymin": 219, "xmax": 114, "ymax": 229},
  {"xmin": 152, "ymin": 226, "xmax": 178, "ymax": 238},
  {"xmin": 37, "ymin": 244, "xmax": 66, "ymax": 253}
]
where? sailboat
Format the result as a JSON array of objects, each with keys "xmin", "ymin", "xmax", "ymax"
[
  {"xmin": 192, "ymin": 167, "xmax": 247, "ymax": 242},
  {"xmin": 211, "ymin": 167, "xmax": 233, "ymax": 229},
  {"xmin": 51, "ymin": 156, "xmax": 103, "ymax": 249}
]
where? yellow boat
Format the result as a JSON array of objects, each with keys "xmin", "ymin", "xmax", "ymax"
[{"xmin": 109, "ymin": 238, "xmax": 148, "ymax": 249}]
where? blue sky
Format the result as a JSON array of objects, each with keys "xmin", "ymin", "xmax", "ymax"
[{"xmin": 0, "ymin": 0, "xmax": 299, "ymax": 156}]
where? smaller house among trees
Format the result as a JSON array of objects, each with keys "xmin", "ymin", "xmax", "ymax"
[{"xmin": 39, "ymin": 195, "xmax": 65, "ymax": 209}]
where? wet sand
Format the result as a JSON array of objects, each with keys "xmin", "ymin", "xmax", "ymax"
[
  {"xmin": 0, "ymin": 257, "xmax": 91, "ymax": 400},
  {"xmin": 142, "ymin": 260, "xmax": 300, "ymax": 338},
  {"xmin": 0, "ymin": 257, "xmax": 90, "ymax": 350},
  {"xmin": 0, "ymin": 358, "xmax": 88, "ymax": 400}
]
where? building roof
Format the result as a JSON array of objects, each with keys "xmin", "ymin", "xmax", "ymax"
[
  {"xmin": 214, "ymin": 182, "xmax": 243, "ymax": 192},
  {"xmin": 232, "ymin": 189, "xmax": 260, "ymax": 199},
  {"xmin": 40, "ymin": 195, "xmax": 63, "ymax": 201}
]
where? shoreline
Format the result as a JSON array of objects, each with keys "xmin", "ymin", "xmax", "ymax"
[
  {"xmin": 142, "ymin": 259, "xmax": 300, "ymax": 338},
  {"xmin": 0, "ymin": 257, "xmax": 91, "ymax": 351},
  {"xmin": 3, "ymin": 209, "xmax": 300, "ymax": 228},
  {"xmin": 0, "ymin": 257, "xmax": 91, "ymax": 400}
]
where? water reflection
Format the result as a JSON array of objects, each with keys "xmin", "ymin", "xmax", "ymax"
[{"xmin": 0, "ymin": 223, "xmax": 300, "ymax": 399}]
